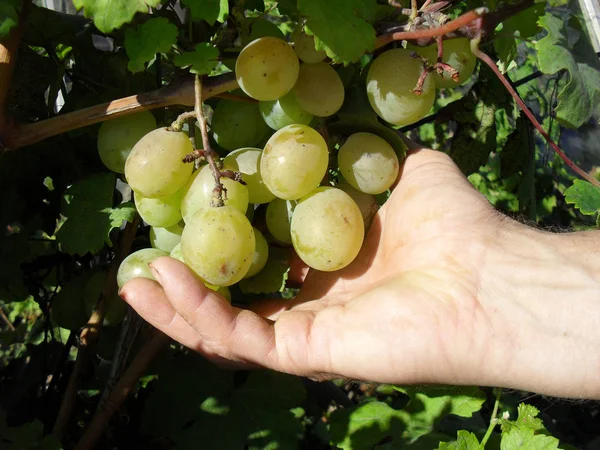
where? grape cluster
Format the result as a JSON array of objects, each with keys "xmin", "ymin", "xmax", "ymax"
[{"xmin": 97, "ymin": 31, "xmax": 476, "ymax": 295}]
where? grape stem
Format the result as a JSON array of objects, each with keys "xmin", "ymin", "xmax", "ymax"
[
  {"xmin": 475, "ymin": 49, "xmax": 600, "ymax": 188},
  {"xmin": 52, "ymin": 215, "xmax": 141, "ymax": 441},
  {"xmin": 0, "ymin": 307, "xmax": 15, "ymax": 331},
  {"xmin": 480, "ymin": 388, "xmax": 502, "ymax": 447}
]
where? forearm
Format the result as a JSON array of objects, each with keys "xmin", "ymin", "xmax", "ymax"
[{"xmin": 482, "ymin": 221, "xmax": 600, "ymax": 399}]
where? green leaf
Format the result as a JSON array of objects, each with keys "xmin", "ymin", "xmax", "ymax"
[
  {"xmin": 182, "ymin": 0, "xmax": 229, "ymax": 25},
  {"xmin": 298, "ymin": 0, "xmax": 377, "ymax": 64},
  {"xmin": 174, "ymin": 43, "xmax": 220, "ymax": 75},
  {"xmin": 494, "ymin": 3, "xmax": 545, "ymax": 73},
  {"xmin": 498, "ymin": 404, "xmax": 563, "ymax": 450},
  {"xmin": 72, "ymin": 0, "xmax": 162, "ymax": 33},
  {"xmin": 0, "ymin": 0, "xmax": 21, "ymax": 38},
  {"xmin": 124, "ymin": 17, "xmax": 178, "ymax": 73},
  {"xmin": 437, "ymin": 430, "xmax": 481, "ymax": 449},
  {"xmin": 535, "ymin": 13, "xmax": 600, "ymax": 128},
  {"xmin": 564, "ymin": 180, "xmax": 600, "ymax": 216},
  {"xmin": 329, "ymin": 401, "xmax": 406, "ymax": 450},
  {"xmin": 142, "ymin": 352, "xmax": 305, "ymax": 449},
  {"xmin": 56, "ymin": 173, "xmax": 135, "ymax": 255},
  {"xmin": 447, "ymin": 64, "xmax": 512, "ymax": 175},
  {"xmin": 238, "ymin": 250, "xmax": 290, "ymax": 294}
]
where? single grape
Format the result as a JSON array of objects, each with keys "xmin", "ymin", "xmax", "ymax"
[
  {"xmin": 181, "ymin": 206, "xmax": 255, "ymax": 286},
  {"xmin": 125, "ymin": 128, "xmax": 194, "ymax": 198},
  {"xmin": 265, "ymin": 198, "xmax": 296, "ymax": 244},
  {"xmin": 293, "ymin": 62, "xmax": 345, "ymax": 117},
  {"xmin": 50, "ymin": 274, "xmax": 90, "ymax": 331},
  {"xmin": 150, "ymin": 223, "xmax": 184, "ymax": 253},
  {"xmin": 337, "ymin": 182, "xmax": 378, "ymax": 229},
  {"xmin": 223, "ymin": 148, "xmax": 275, "ymax": 204},
  {"xmin": 259, "ymin": 92, "xmax": 313, "ymax": 131},
  {"xmin": 117, "ymin": 248, "xmax": 169, "ymax": 289},
  {"xmin": 211, "ymin": 99, "xmax": 270, "ymax": 151},
  {"xmin": 97, "ymin": 111, "xmax": 157, "ymax": 173},
  {"xmin": 244, "ymin": 228, "xmax": 269, "ymax": 278},
  {"xmin": 235, "ymin": 37, "xmax": 300, "ymax": 101},
  {"xmin": 248, "ymin": 18, "xmax": 284, "ymax": 42},
  {"xmin": 261, "ymin": 124, "xmax": 328, "ymax": 200},
  {"xmin": 134, "ymin": 188, "xmax": 184, "ymax": 228},
  {"xmin": 366, "ymin": 48, "xmax": 435, "ymax": 127},
  {"xmin": 291, "ymin": 187, "xmax": 364, "ymax": 271},
  {"xmin": 407, "ymin": 38, "xmax": 476, "ymax": 88},
  {"xmin": 181, "ymin": 165, "xmax": 249, "ymax": 222},
  {"xmin": 170, "ymin": 243, "xmax": 184, "ymax": 262},
  {"xmin": 83, "ymin": 270, "xmax": 127, "ymax": 327},
  {"xmin": 337, "ymin": 132, "xmax": 400, "ymax": 194},
  {"xmin": 292, "ymin": 28, "xmax": 326, "ymax": 63}
]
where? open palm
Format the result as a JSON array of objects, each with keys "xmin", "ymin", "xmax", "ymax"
[{"xmin": 121, "ymin": 145, "xmax": 505, "ymax": 387}]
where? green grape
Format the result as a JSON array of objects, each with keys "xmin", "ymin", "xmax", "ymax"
[
  {"xmin": 170, "ymin": 243, "xmax": 184, "ymax": 262},
  {"xmin": 235, "ymin": 36, "xmax": 300, "ymax": 101},
  {"xmin": 150, "ymin": 223, "xmax": 184, "ymax": 253},
  {"xmin": 244, "ymin": 227, "xmax": 269, "ymax": 278},
  {"xmin": 248, "ymin": 18, "xmax": 285, "ymax": 42},
  {"xmin": 181, "ymin": 206, "xmax": 255, "ymax": 286},
  {"xmin": 292, "ymin": 28, "xmax": 326, "ymax": 63},
  {"xmin": 97, "ymin": 111, "xmax": 157, "ymax": 173},
  {"xmin": 366, "ymin": 48, "xmax": 435, "ymax": 127},
  {"xmin": 83, "ymin": 270, "xmax": 127, "ymax": 327},
  {"xmin": 169, "ymin": 244, "xmax": 232, "ymax": 301},
  {"xmin": 265, "ymin": 198, "xmax": 295, "ymax": 244},
  {"xmin": 261, "ymin": 124, "xmax": 328, "ymax": 200},
  {"xmin": 246, "ymin": 203, "xmax": 255, "ymax": 222},
  {"xmin": 181, "ymin": 165, "xmax": 249, "ymax": 222},
  {"xmin": 50, "ymin": 274, "xmax": 90, "ymax": 331},
  {"xmin": 337, "ymin": 182, "xmax": 378, "ymax": 229},
  {"xmin": 291, "ymin": 187, "xmax": 364, "ymax": 272},
  {"xmin": 211, "ymin": 99, "xmax": 270, "ymax": 151},
  {"xmin": 117, "ymin": 248, "xmax": 169, "ymax": 289},
  {"xmin": 293, "ymin": 62, "xmax": 345, "ymax": 117},
  {"xmin": 125, "ymin": 128, "xmax": 194, "ymax": 198},
  {"xmin": 259, "ymin": 92, "xmax": 313, "ymax": 131},
  {"xmin": 337, "ymin": 133, "xmax": 400, "ymax": 194},
  {"xmin": 134, "ymin": 188, "xmax": 183, "ymax": 228},
  {"xmin": 223, "ymin": 148, "xmax": 275, "ymax": 204},
  {"xmin": 407, "ymin": 38, "xmax": 476, "ymax": 88}
]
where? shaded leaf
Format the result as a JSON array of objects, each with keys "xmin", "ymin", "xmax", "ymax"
[
  {"xmin": 124, "ymin": 17, "xmax": 178, "ymax": 73},
  {"xmin": 72, "ymin": 0, "xmax": 162, "ymax": 33},
  {"xmin": 238, "ymin": 250, "xmax": 290, "ymax": 294},
  {"xmin": 535, "ymin": 13, "xmax": 600, "ymax": 128},
  {"xmin": 182, "ymin": 0, "xmax": 229, "ymax": 25},
  {"xmin": 298, "ymin": 0, "xmax": 377, "ymax": 64},
  {"xmin": 0, "ymin": 0, "xmax": 21, "ymax": 38},
  {"xmin": 142, "ymin": 352, "xmax": 305, "ymax": 450},
  {"xmin": 437, "ymin": 430, "xmax": 481, "ymax": 449},
  {"xmin": 564, "ymin": 180, "xmax": 600, "ymax": 216},
  {"xmin": 56, "ymin": 173, "xmax": 135, "ymax": 255},
  {"xmin": 174, "ymin": 43, "xmax": 220, "ymax": 75}
]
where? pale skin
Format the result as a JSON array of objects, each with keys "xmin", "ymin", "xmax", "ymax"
[{"xmin": 120, "ymin": 141, "xmax": 600, "ymax": 400}]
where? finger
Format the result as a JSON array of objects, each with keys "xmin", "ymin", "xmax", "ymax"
[
  {"xmin": 148, "ymin": 257, "xmax": 285, "ymax": 368},
  {"xmin": 119, "ymin": 277, "xmax": 250, "ymax": 369}
]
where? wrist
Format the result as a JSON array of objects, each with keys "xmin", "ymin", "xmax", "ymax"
[{"xmin": 480, "ymin": 219, "xmax": 600, "ymax": 398}]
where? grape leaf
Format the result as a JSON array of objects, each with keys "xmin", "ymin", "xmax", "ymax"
[
  {"xmin": 182, "ymin": 0, "xmax": 229, "ymax": 25},
  {"xmin": 124, "ymin": 18, "xmax": 178, "ymax": 73},
  {"xmin": 0, "ymin": 0, "xmax": 21, "ymax": 38},
  {"xmin": 72, "ymin": 0, "xmax": 162, "ymax": 33},
  {"xmin": 494, "ymin": 3, "xmax": 545, "ymax": 73},
  {"xmin": 329, "ymin": 401, "xmax": 407, "ymax": 450},
  {"xmin": 535, "ymin": 13, "xmax": 600, "ymax": 128},
  {"xmin": 564, "ymin": 180, "xmax": 600, "ymax": 217},
  {"xmin": 56, "ymin": 173, "xmax": 135, "ymax": 256},
  {"xmin": 238, "ymin": 258, "xmax": 290, "ymax": 294},
  {"xmin": 298, "ymin": 0, "xmax": 377, "ymax": 64},
  {"xmin": 174, "ymin": 43, "xmax": 220, "ymax": 75},
  {"xmin": 142, "ymin": 352, "xmax": 305, "ymax": 449},
  {"xmin": 499, "ymin": 405, "xmax": 562, "ymax": 450},
  {"xmin": 437, "ymin": 430, "xmax": 481, "ymax": 449}
]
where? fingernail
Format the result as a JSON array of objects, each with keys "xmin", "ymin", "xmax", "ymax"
[{"xmin": 149, "ymin": 263, "xmax": 162, "ymax": 283}]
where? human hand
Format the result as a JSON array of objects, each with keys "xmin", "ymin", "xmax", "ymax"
[{"xmin": 119, "ymin": 142, "xmax": 600, "ymax": 399}]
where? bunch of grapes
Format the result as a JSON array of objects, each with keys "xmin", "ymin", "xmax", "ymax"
[{"xmin": 97, "ymin": 30, "xmax": 476, "ymax": 297}]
